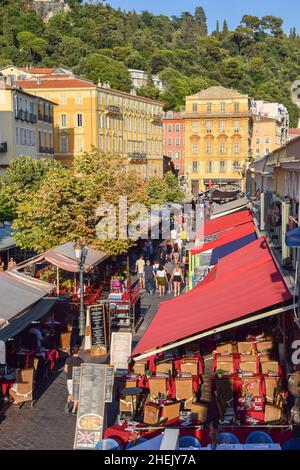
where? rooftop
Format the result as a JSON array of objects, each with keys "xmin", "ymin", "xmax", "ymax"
[{"xmin": 187, "ymin": 86, "xmax": 247, "ymax": 100}]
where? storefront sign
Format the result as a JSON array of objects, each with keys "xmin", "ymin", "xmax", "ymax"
[
  {"xmin": 88, "ymin": 303, "xmax": 108, "ymax": 356},
  {"xmin": 73, "ymin": 363, "xmax": 107, "ymax": 450},
  {"xmin": 110, "ymin": 332, "xmax": 132, "ymax": 373}
]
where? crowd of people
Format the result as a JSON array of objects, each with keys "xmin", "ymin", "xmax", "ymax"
[{"xmin": 135, "ymin": 222, "xmax": 189, "ymax": 298}]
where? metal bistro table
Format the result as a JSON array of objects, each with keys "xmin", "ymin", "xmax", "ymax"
[{"xmin": 120, "ymin": 387, "xmax": 143, "ymax": 420}]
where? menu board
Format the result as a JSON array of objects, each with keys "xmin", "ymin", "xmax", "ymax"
[
  {"xmin": 110, "ymin": 332, "xmax": 132, "ymax": 373},
  {"xmin": 88, "ymin": 304, "xmax": 108, "ymax": 356},
  {"xmin": 73, "ymin": 363, "xmax": 107, "ymax": 450},
  {"xmin": 105, "ymin": 365, "xmax": 114, "ymax": 403}
]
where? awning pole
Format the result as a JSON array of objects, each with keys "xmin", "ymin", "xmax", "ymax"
[
  {"xmin": 133, "ymin": 304, "xmax": 296, "ymax": 361},
  {"xmin": 56, "ymin": 266, "xmax": 60, "ymax": 296}
]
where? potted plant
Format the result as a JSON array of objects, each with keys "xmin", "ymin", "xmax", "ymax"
[{"xmin": 215, "ymin": 369, "xmax": 225, "ymax": 378}]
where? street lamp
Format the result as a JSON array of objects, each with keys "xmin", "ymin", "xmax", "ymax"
[{"xmin": 74, "ymin": 241, "xmax": 88, "ymax": 338}]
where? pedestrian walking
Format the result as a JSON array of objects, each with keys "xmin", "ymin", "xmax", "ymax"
[
  {"xmin": 153, "ymin": 259, "xmax": 160, "ymax": 291},
  {"xmin": 64, "ymin": 345, "xmax": 84, "ymax": 414},
  {"xmin": 135, "ymin": 255, "xmax": 145, "ymax": 289},
  {"xmin": 144, "ymin": 260, "xmax": 155, "ymax": 295},
  {"xmin": 156, "ymin": 264, "xmax": 167, "ymax": 297},
  {"xmin": 172, "ymin": 265, "xmax": 184, "ymax": 297},
  {"xmin": 165, "ymin": 257, "xmax": 175, "ymax": 293},
  {"xmin": 173, "ymin": 242, "xmax": 181, "ymax": 264},
  {"xmin": 166, "ymin": 239, "xmax": 173, "ymax": 256}
]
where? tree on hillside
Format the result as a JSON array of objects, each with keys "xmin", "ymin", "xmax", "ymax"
[
  {"xmin": 77, "ymin": 53, "xmax": 132, "ymax": 92},
  {"xmin": 194, "ymin": 6, "xmax": 207, "ymax": 36},
  {"xmin": 223, "ymin": 20, "xmax": 229, "ymax": 37}
]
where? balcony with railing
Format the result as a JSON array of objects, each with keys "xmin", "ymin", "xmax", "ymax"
[
  {"xmin": 105, "ymin": 105, "xmax": 121, "ymax": 116},
  {"xmin": 0, "ymin": 142, "xmax": 7, "ymax": 153},
  {"xmin": 30, "ymin": 113, "xmax": 37, "ymax": 124},
  {"xmin": 128, "ymin": 153, "xmax": 147, "ymax": 159},
  {"xmin": 38, "ymin": 113, "xmax": 44, "ymax": 122}
]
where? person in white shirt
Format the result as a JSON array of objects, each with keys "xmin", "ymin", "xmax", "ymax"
[
  {"xmin": 29, "ymin": 326, "xmax": 44, "ymax": 348},
  {"xmin": 170, "ymin": 228, "xmax": 177, "ymax": 241},
  {"xmin": 156, "ymin": 265, "xmax": 167, "ymax": 297},
  {"xmin": 135, "ymin": 255, "xmax": 145, "ymax": 289}
]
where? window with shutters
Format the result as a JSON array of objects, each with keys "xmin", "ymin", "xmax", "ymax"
[
  {"xmin": 220, "ymin": 161, "xmax": 226, "ymax": 172},
  {"xmin": 75, "ymin": 92, "xmax": 82, "ymax": 105},
  {"xmin": 234, "ymin": 121, "xmax": 240, "ymax": 132},
  {"xmin": 220, "ymin": 102, "xmax": 226, "ymax": 113},
  {"xmin": 219, "ymin": 121, "xmax": 225, "ymax": 133},
  {"xmin": 207, "ymin": 161, "xmax": 213, "ymax": 173},
  {"xmin": 234, "ymin": 141, "xmax": 240, "ymax": 154},
  {"xmin": 76, "ymin": 114, "xmax": 83, "ymax": 127},
  {"xmin": 220, "ymin": 142, "xmax": 226, "ymax": 154},
  {"xmin": 192, "ymin": 161, "xmax": 199, "ymax": 172},
  {"xmin": 234, "ymin": 102, "xmax": 240, "ymax": 112},
  {"xmin": 175, "ymin": 124, "xmax": 180, "ymax": 132},
  {"xmin": 206, "ymin": 122, "xmax": 212, "ymax": 133},
  {"xmin": 167, "ymin": 124, "xmax": 172, "ymax": 132},
  {"xmin": 168, "ymin": 138, "xmax": 172, "ymax": 146},
  {"xmin": 60, "ymin": 136, "xmax": 68, "ymax": 153},
  {"xmin": 175, "ymin": 138, "xmax": 180, "ymax": 146},
  {"xmin": 207, "ymin": 102, "xmax": 212, "ymax": 112},
  {"xmin": 60, "ymin": 114, "xmax": 67, "ymax": 127},
  {"xmin": 192, "ymin": 103, "xmax": 198, "ymax": 113},
  {"xmin": 192, "ymin": 142, "xmax": 198, "ymax": 154},
  {"xmin": 206, "ymin": 142, "xmax": 212, "ymax": 154}
]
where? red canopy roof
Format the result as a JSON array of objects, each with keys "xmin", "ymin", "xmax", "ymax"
[
  {"xmin": 196, "ymin": 209, "xmax": 253, "ymax": 240},
  {"xmin": 190, "ymin": 221, "xmax": 256, "ymax": 255},
  {"xmin": 133, "ymin": 238, "xmax": 291, "ymax": 357}
]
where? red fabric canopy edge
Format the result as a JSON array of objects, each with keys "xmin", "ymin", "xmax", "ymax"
[
  {"xmin": 190, "ymin": 221, "xmax": 256, "ymax": 255},
  {"xmin": 133, "ymin": 237, "xmax": 291, "ymax": 356},
  {"xmin": 196, "ymin": 209, "xmax": 253, "ymax": 240}
]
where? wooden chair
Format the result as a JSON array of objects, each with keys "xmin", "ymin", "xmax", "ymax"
[
  {"xmin": 59, "ymin": 332, "xmax": 71, "ymax": 355},
  {"xmin": 9, "ymin": 368, "xmax": 34, "ymax": 409}
]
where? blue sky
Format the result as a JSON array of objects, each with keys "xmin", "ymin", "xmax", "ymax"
[{"xmin": 104, "ymin": 0, "xmax": 300, "ymax": 33}]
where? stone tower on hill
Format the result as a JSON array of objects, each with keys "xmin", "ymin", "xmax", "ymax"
[{"xmin": 32, "ymin": 0, "xmax": 70, "ymax": 21}]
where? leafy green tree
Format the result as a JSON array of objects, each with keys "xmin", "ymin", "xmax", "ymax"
[
  {"xmin": 16, "ymin": 31, "xmax": 48, "ymax": 61},
  {"xmin": 194, "ymin": 6, "xmax": 207, "ymax": 36},
  {"xmin": 78, "ymin": 53, "xmax": 132, "ymax": 91}
]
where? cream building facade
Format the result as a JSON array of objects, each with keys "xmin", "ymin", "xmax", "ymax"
[
  {"xmin": 18, "ymin": 76, "xmax": 165, "ymax": 177},
  {"xmin": 184, "ymin": 86, "xmax": 252, "ymax": 195},
  {"xmin": 0, "ymin": 79, "xmax": 56, "ymax": 174}
]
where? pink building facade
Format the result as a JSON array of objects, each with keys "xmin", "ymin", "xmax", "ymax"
[{"xmin": 163, "ymin": 112, "xmax": 185, "ymax": 175}]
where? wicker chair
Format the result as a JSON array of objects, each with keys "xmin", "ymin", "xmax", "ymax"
[
  {"xmin": 9, "ymin": 368, "xmax": 34, "ymax": 409},
  {"xmin": 59, "ymin": 332, "xmax": 71, "ymax": 355}
]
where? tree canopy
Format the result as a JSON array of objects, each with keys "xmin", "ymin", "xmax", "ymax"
[
  {"xmin": 0, "ymin": 2, "xmax": 299, "ymax": 124},
  {"xmin": 0, "ymin": 152, "xmax": 183, "ymax": 254}
]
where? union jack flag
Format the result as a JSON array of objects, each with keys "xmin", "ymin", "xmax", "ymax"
[{"xmin": 76, "ymin": 431, "xmax": 101, "ymax": 448}]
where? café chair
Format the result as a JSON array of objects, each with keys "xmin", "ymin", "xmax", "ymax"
[
  {"xmin": 9, "ymin": 367, "xmax": 34, "ymax": 409},
  {"xmin": 219, "ymin": 432, "xmax": 240, "ymax": 444},
  {"xmin": 282, "ymin": 438, "xmax": 300, "ymax": 450},
  {"xmin": 59, "ymin": 332, "xmax": 72, "ymax": 356},
  {"xmin": 95, "ymin": 438, "xmax": 122, "ymax": 450},
  {"xmin": 246, "ymin": 431, "xmax": 273, "ymax": 444},
  {"xmin": 178, "ymin": 435, "xmax": 202, "ymax": 449}
]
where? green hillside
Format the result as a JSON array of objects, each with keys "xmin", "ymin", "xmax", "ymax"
[{"xmin": 0, "ymin": 1, "xmax": 299, "ymax": 126}]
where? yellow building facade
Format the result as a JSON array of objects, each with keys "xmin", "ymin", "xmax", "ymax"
[
  {"xmin": 18, "ymin": 76, "xmax": 164, "ymax": 177},
  {"xmin": 184, "ymin": 86, "xmax": 252, "ymax": 195},
  {"xmin": 252, "ymin": 115, "xmax": 284, "ymax": 160}
]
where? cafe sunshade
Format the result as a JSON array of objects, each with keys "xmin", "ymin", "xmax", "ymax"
[
  {"xmin": 14, "ymin": 242, "xmax": 109, "ymax": 273},
  {"xmin": 133, "ymin": 238, "xmax": 291, "ymax": 357},
  {"xmin": 196, "ymin": 210, "xmax": 253, "ymax": 240},
  {"xmin": 0, "ymin": 271, "xmax": 54, "ymax": 322}
]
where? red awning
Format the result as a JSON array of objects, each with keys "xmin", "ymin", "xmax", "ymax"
[
  {"xmin": 190, "ymin": 221, "xmax": 256, "ymax": 255},
  {"xmin": 133, "ymin": 238, "xmax": 291, "ymax": 357},
  {"xmin": 196, "ymin": 209, "xmax": 253, "ymax": 240}
]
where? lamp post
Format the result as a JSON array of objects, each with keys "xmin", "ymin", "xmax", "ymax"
[{"xmin": 74, "ymin": 242, "xmax": 88, "ymax": 338}]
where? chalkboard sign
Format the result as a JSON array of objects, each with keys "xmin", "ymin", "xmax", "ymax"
[
  {"xmin": 74, "ymin": 363, "xmax": 107, "ymax": 450},
  {"xmin": 110, "ymin": 332, "xmax": 132, "ymax": 374},
  {"xmin": 88, "ymin": 304, "xmax": 108, "ymax": 356},
  {"xmin": 105, "ymin": 365, "xmax": 114, "ymax": 403}
]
